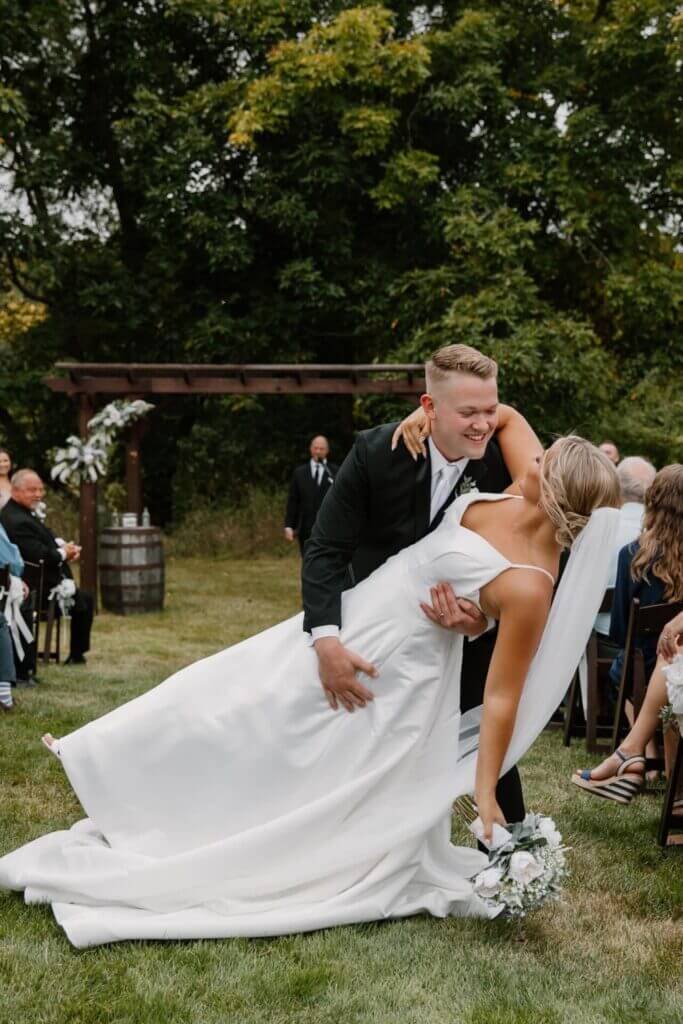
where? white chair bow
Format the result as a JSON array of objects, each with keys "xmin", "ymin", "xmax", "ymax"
[{"xmin": 2, "ymin": 575, "xmax": 33, "ymax": 662}]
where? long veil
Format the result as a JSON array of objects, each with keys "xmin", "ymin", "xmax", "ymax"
[{"xmin": 454, "ymin": 505, "xmax": 619, "ymax": 794}]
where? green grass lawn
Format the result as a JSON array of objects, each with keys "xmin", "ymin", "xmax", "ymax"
[{"xmin": 1, "ymin": 556, "xmax": 681, "ymax": 1024}]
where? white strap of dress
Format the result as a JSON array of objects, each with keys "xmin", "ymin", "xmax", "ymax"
[{"xmin": 507, "ymin": 562, "xmax": 556, "ymax": 585}]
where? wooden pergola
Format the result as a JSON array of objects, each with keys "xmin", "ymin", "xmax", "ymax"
[{"xmin": 45, "ymin": 362, "xmax": 426, "ymax": 595}]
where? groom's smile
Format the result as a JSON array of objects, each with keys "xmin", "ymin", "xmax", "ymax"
[{"xmin": 425, "ymin": 372, "xmax": 500, "ymax": 461}]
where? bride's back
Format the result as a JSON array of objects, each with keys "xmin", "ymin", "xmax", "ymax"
[
  {"xmin": 461, "ymin": 494, "xmax": 560, "ymax": 584},
  {"xmin": 458, "ymin": 437, "xmax": 620, "ymax": 618}
]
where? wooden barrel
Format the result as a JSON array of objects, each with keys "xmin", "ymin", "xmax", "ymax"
[{"xmin": 99, "ymin": 527, "xmax": 165, "ymax": 615}]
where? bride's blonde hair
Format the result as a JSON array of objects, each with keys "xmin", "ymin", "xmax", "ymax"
[{"xmin": 538, "ymin": 436, "xmax": 620, "ymax": 549}]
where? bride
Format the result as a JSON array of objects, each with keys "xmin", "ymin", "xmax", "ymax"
[{"xmin": 0, "ymin": 437, "xmax": 619, "ymax": 948}]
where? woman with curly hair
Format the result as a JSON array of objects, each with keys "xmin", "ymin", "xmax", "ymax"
[{"xmin": 572, "ymin": 464, "xmax": 683, "ymax": 803}]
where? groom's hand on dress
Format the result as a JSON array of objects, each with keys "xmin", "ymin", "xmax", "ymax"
[
  {"xmin": 313, "ymin": 637, "xmax": 378, "ymax": 713},
  {"xmin": 420, "ymin": 584, "xmax": 487, "ymax": 637}
]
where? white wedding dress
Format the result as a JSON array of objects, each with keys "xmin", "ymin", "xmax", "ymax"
[{"xmin": 0, "ymin": 493, "xmax": 617, "ymax": 947}]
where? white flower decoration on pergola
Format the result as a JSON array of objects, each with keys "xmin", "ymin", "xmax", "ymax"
[{"xmin": 51, "ymin": 400, "xmax": 154, "ymax": 486}]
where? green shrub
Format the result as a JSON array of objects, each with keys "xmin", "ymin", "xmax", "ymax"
[{"xmin": 166, "ymin": 487, "xmax": 296, "ymax": 559}]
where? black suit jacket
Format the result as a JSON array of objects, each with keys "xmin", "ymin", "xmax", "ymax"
[
  {"xmin": 302, "ymin": 424, "xmax": 525, "ymax": 813},
  {"xmin": 285, "ymin": 461, "xmax": 338, "ymax": 544},
  {"xmin": 0, "ymin": 498, "xmax": 70, "ymax": 593},
  {"xmin": 302, "ymin": 423, "xmax": 511, "ymax": 633}
]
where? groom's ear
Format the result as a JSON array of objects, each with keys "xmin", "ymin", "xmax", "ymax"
[{"xmin": 420, "ymin": 393, "xmax": 436, "ymax": 420}]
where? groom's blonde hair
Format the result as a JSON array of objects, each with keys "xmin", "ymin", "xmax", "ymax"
[
  {"xmin": 539, "ymin": 436, "xmax": 620, "ymax": 549},
  {"xmin": 425, "ymin": 344, "xmax": 497, "ymax": 391}
]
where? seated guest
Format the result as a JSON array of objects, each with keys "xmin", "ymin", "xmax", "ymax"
[
  {"xmin": 0, "ymin": 470, "xmax": 94, "ymax": 667},
  {"xmin": 572, "ymin": 609, "xmax": 683, "ymax": 805},
  {"xmin": 606, "ymin": 464, "xmax": 682, "ymax": 691},
  {"xmin": 585, "ymin": 465, "xmax": 682, "ymax": 777},
  {"xmin": 658, "ymin": 610, "xmax": 683, "ymax": 661},
  {"xmin": 0, "ymin": 449, "xmax": 12, "ymax": 509},
  {"xmin": 594, "ymin": 456, "xmax": 656, "ymax": 651},
  {"xmin": 599, "ymin": 440, "xmax": 620, "ymax": 465},
  {"xmin": 0, "ymin": 522, "xmax": 24, "ymax": 710}
]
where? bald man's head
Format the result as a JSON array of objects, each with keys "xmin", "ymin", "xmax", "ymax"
[
  {"xmin": 11, "ymin": 469, "xmax": 44, "ymax": 509},
  {"xmin": 11, "ymin": 469, "xmax": 44, "ymax": 510},
  {"xmin": 617, "ymin": 456, "xmax": 656, "ymax": 503},
  {"xmin": 310, "ymin": 436, "xmax": 330, "ymax": 462}
]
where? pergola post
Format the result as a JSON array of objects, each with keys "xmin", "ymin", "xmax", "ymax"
[
  {"xmin": 77, "ymin": 395, "xmax": 98, "ymax": 597},
  {"xmin": 125, "ymin": 417, "xmax": 145, "ymax": 517}
]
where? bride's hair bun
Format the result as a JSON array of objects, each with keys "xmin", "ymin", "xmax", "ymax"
[{"xmin": 539, "ymin": 436, "xmax": 621, "ymax": 549}]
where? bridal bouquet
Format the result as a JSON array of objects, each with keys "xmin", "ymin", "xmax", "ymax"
[{"xmin": 472, "ymin": 813, "xmax": 568, "ymax": 918}]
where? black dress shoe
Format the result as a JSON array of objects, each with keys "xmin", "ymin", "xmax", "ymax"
[
  {"xmin": 16, "ymin": 676, "xmax": 38, "ymax": 688},
  {"xmin": 65, "ymin": 655, "xmax": 87, "ymax": 665}
]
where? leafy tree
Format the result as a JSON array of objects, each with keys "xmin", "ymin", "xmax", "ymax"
[
  {"xmin": 0, "ymin": 1, "xmax": 680, "ymax": 520},
  {"xmin": 231, "ymin": 0, "xmax": 682, "ymax": 443}
]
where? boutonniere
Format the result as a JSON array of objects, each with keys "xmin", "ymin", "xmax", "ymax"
[{"xmin": 458, "ymin": 476, "xmax": 478, "ymax": 495}]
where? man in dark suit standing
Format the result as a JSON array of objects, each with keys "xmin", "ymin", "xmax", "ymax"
[
  {"xmin": 284, "ymin": 436, "xmax": 338, "ymax": 555},
  {"xmin": 302, "ymin": 344, "xmax": 542, "ymax": 826},
  {"xmin": 1, "ymin": 469, "xmax": 94, "ymax": 670}
]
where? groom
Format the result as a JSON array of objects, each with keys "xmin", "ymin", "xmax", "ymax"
[{"xmin": 302, "ymin": 343, "xmax": 540, "ymax": 824}]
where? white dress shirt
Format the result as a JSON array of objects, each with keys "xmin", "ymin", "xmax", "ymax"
[
  {"xmin": 310, "ymin": 440, "xmax": 469, "ymax": 642},
  {"xmin": 310, "ymin": 458, "xmax": 327, "ymax": 482},
  {"xmin": 428, "ymin": 439, "xmax": 469, "ymax": 524},
  {"xmin": 595, "ymin": 502, "xmax": 644, "ymax": 636}
]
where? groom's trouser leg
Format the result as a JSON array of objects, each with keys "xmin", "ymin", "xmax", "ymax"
[
  {"xmin": 460, "ymin": 630, "xmax": 526, "ymax": 825},
  {"xmin": 492, "ymin": 765, "xmax": 525, "ymax": 823}
]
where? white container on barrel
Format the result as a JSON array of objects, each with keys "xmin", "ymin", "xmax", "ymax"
[{"xmin": 99, "ymin": 525, "xmax": 165, "ymax": 614}]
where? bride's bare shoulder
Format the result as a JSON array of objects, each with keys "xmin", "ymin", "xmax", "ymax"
[
  {"xmin": 489, "ymin": 570, "xmax": 550, "ymax": 659},
  {"xmin": 461, "ymin": 494, "xmax": 515, "ymax": 530},
  {"xmin": 494, "ymin": 568, "xmax": 553, "ymax": 618}
]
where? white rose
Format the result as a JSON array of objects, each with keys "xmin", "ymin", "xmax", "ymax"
[
  {"xmin": 508, "ymin": 851, "xmax": 544, "ymax": 887},
  {"xmin": 537, "ymin": 817, "xmax": 562, "ymax": 849},
  {"xmin": 474, "ymin": 866, "xmax": 504, "ymax": 898}
]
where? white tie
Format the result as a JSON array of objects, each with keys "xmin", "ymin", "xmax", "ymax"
[{"xmin": 430, "ymin": 465, "xmax": 461, "ymax": 523}]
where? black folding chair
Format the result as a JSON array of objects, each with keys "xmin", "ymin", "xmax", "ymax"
[
  {"xmin": 611, "ymin": 599, "xmax": 683, "ymax": 760},
  {"xmin": 563, "ymin": 588, "xmax": 615, "ymax": 751},
  {"xmin": 22, "ymin": 559, "xmax": 62, "ymax": 665},
  {"xmin": 658, "ymin": 730, "xmax": 683, "ymax": 848}
]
